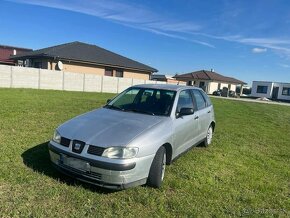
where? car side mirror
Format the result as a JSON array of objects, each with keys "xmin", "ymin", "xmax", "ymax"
[
  {"xmin": 106, "ymin": 99, "xmax": 111, "ymax": 104},
  {"xmin": 177, "ymin": 107, "xmax": 194, "ymax": 118}
]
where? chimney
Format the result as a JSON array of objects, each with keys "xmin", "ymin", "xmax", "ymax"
[{"xmin": 210, "ymin": 68, "xmax": 214, "ymax": 72}]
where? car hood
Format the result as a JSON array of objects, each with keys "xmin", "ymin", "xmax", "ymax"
[{"xmin": 58, "ymin": 108, "xmax": 166, "ymax": 147}]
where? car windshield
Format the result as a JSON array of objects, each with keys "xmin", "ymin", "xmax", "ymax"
[{"xmin": 105, "ymin": 87, "xmax": 176, "ymax": 116}]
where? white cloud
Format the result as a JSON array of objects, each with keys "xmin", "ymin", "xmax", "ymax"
[
  {"xmin": 6, "ymin": 0, "xmax": 290, "ymax": 57},
  {"xmin": 252, "ymin": 47, "xmax": 267, "ymax": 53},
  {"xmin": 6, "ymin": 0, "xmax": 214, "ymax": 47}
]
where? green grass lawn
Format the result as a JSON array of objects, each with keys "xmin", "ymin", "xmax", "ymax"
[{"xmin": 0, "ymin": 88, "xmax": 289, "ymax": 217}]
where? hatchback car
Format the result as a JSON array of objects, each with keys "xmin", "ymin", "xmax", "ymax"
[{"xmin": 48, "ymin": 84, "xmax": 215, "ymax": 189}]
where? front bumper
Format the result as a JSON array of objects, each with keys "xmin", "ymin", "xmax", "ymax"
[{"xmin": 48, "ymin": 142, "xmax": 154, "ymax": 189}]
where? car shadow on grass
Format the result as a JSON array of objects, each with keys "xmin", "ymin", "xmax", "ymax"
[{"xmin": 21, "ymin": 142, "xmax": 116, "ymax": 194}]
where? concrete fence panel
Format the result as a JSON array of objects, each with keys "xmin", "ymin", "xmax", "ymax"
[
  {"xmin": 84, "ymin": 74, "xmax": 102, "ymax": 92},
  {"xmin": 40, "ymin": 69, "xmax": 63, "ymax": 90},
  {"xmin": 102, "ymin": 76, "xmax": 118, "ymax": 93},
  {"xmin": 0, "ymin": 65, "xmax": 12, "ymax": 88},
  {"xmin": 145, "ymin": 80, "xmax": 156, "ymax": 84},
  {"xmin": 0, "ymin": 65, "xmax": 173, "ymax": 93},
  {"xmin": 64, "ymin": 71, "xmax": 84, "ymax": 91},
  {"xmin": 12, "ymin": 66, "xmax": 39, "ymax": 89},
  {"xmin": 118, "ymin": 78, "xmax": 133, "ymax": 93},
  {"xmin": 132, "ymin": 78, "xmax": 145, "ymax": 86}
]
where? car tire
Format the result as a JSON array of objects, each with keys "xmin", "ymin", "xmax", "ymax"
[
  {"xmin": 203, "ymin": 125, "xmax": 213, "ymax": 147},
  {"xmin": 147, "ymin": 146, "xmax": 166, "ymax": 188}
]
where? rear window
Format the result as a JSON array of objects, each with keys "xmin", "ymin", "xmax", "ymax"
[
  {"xmin": 191, "ymin": 89, "xmax": 207, "ymax": 110},
  {"xmin": 200, "ymin": 90, "xmax": 212, "ymax": 107}
]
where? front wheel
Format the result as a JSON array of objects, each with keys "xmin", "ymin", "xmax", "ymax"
[
  {"xmin": 203, "ymin": 125, "xmax": 213, "ymax": 147},
  {"xmin": 147, "ymin": 146, "xmax": 166, "ymax": 188}
]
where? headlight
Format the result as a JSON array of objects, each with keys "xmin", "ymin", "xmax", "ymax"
[
  {"xmin": 102, "ymin": 147, "xmax": 138, "ymax": 159},
  {"xmin": 53, "ymin": 130, "xmax": 61, "ymax": 144}
]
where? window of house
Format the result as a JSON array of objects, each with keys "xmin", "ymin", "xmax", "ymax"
[
  {"xmin": 199, "ymin": 81, "xmax": 205, "ymax": 88},
  {"xmin": 282, "ymin": 87, "xmax": 290, "ymax": 96},
  {"xmin": 192, "ymin": 89, "xmax": 206, "ymax": 110},
  {"xmin": 187, "ymin": 81, "xmax": 193, "ymax": 86},
  {"xmin": 256, "ymin": 85, "xmax": 268, "ymax": 94},
  {"xmin": 115, "ymin": 69, "xmax": 123, "ymax": 77},
  {"xmin": 34, "ymin": 62, "xmax": 42, "ymax": 69},
  {"xmin": 105, "ymin": 68, "xmax": 113, "ymax": 77}
]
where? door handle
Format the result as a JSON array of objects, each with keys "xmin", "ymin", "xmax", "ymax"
[{"xmin": 194, "ymin": 116, "xmax": 199, "ymax": 120}]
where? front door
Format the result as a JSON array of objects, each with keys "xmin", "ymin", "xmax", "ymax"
[
  {"xmin": 173, "ymin": 90, "xmax": 199, "ymax": 157},
  {"xmin": 272, "ymin": 87, "xmax": 279, "ymax": 99}
]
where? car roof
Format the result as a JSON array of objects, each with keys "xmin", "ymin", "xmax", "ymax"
[{"xmin": 132, "ymin": 84, "xmax": 203, "ymax": 92}]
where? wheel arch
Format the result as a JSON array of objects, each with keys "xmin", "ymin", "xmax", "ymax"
[
  {"xmin": 210, "ymin": 121, "xmax": 216, "ymax": 132},
  {"xmin": 162, "ymin": 143, "xmax": 173, "ymax": 165}
]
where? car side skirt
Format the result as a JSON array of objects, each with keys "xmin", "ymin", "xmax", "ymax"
[{"xmin": 171, "ymin": 138, "xmax": 205, "ymax": 163}]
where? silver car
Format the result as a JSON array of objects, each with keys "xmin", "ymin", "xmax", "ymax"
[{"xmin": 48, "ymin": 84, "xmax": 215, "ymax": 189}]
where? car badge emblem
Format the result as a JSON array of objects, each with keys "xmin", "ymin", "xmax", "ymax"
[{"xmin": 74, "ymin": 143, "xmax": 81, "ymax": 150}]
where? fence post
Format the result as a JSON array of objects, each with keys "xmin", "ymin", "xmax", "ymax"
[
  {"xmin": 83, "ymin": 73, "xmax": 85, "ymax": 92},
  {"xmin": 117, "ymin": 78, "xmax": 120, "ymax": 93},
  {"xmin": 62, "ymin": 71, "xmax": 65, "ymax": 90},
  {"xmin": 38, "ymin": 69, "xmax": 41, "ymax": 89},
  {"xmin": 10, "ymin": 66, "xmax": 13, "ymax": 88},
  {"xmin": 101, "ymin": 76, "xmax": 103, "ymax": 93}
]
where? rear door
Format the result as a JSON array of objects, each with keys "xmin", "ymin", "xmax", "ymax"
[
  {"xmin": 191, "ymin": 89, "xmax": 212, "ymax": 141},
  {"xmin": 173, "ymin": 89, "xmax": 199, "ymax": 157}
]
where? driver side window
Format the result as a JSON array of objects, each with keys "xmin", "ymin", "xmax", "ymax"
[{"xmin": 176, "ymin": 90, "xmax": 194, "ymax": 113}]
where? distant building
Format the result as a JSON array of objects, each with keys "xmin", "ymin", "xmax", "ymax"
[
  {"xmin": 174, "ymin": 69, "xmax": 246, "ymax": 94},
  {"xmin": 251, "ymin": 81, "xmax": 290, "ymax": 101},
  {"xmin": 151, "ymin": 74, "xmax": 186, "ymax": 85},
  {"xmin": 0, "ymin": 45, "xmax": 32, "ymax": 66},
  {"xmin": 10, "ymin": 41, "xmax": 157, "ymax": 80}
]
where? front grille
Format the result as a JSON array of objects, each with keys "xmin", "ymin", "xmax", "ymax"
[
  {"xmin": 60, "ymin": 137, "xmax": 70, "ymax": 147},
  {"xmin": 87, "ymin": 145, "xmax": 105, "ymax": 156},
  {"xmin": 90, "ymin": 171, "xmax": 102, "ymax": 180},
  {"xmin": 58, "ymin": 163, "xmax": 102, "ymax": 181}
]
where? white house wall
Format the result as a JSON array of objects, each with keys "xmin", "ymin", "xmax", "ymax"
[
  {"xmin": 208, "ymin": 82, "xmax": 219, "ymax": 94},
  {"xmin": 277, "ymin": 83, "xmax": 290, "ymax": 100},
  {"xmin": 199, "ymin": 81, "xmax": 237, "ymax": 94},
  {"xmin": 251, "ymin": 81, "xmax": 273, "ymax": 98}
]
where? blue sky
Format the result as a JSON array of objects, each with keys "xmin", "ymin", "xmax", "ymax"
[{"xmin": 1, "ymin": 0, "xmax": 290, "ymax": 84}]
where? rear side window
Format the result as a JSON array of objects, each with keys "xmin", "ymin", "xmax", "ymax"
[
  {"xmin": 200, "ymin": 90, "xmax": 212, "ymax": 107},
  {"xmin": 176, "ymin": 90, "xmax": 194, "ymax": 113},
  {"xmin": 192, "ymin": 90, "xmax": 206, "ymax": 110}
]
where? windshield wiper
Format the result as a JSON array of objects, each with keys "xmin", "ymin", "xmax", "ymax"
[
  {"xmin": 104, "ymin": 105, "xmax": 124, "ymax": 111},
  {"xmin": 126, "ymin": 108, "xmax": 155, "ymax": 116}
]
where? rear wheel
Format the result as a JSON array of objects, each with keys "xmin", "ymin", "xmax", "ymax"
[
  {"xmin": 203, "ymin": 125, "xmax": 213, "ymax": 147},
  {"xmin": 147, "ymin": 146, "xmax": 166, "ymax": 188}
]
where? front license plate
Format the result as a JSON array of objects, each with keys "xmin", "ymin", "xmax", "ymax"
[{"xmin": 61, "ymin": 154, "xmax": 90, "ymax": 172}]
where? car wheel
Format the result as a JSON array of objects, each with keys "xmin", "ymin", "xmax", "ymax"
[
  {"xmin": 203, "ymin": 125, "xmax": 213, "ymax": 147},
  {"xmin": 147, "ymin": 146, "xmax": 166, "ymax": 188}
]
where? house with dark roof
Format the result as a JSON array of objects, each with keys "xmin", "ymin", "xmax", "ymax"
[
  {"xmin": 174, "ymin": 69, "xmax": 246, "ymax": 94},
  {"xmin": 10, "ymin": 41, "xmax": 157, "ymax": 80},
  {"xmin": 151, "ymin": 74, "xmax": 186, "ymax": 85},
  {"xmin": 0, "ymin": 44, "xmax": 32, "ymax": 66}
]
